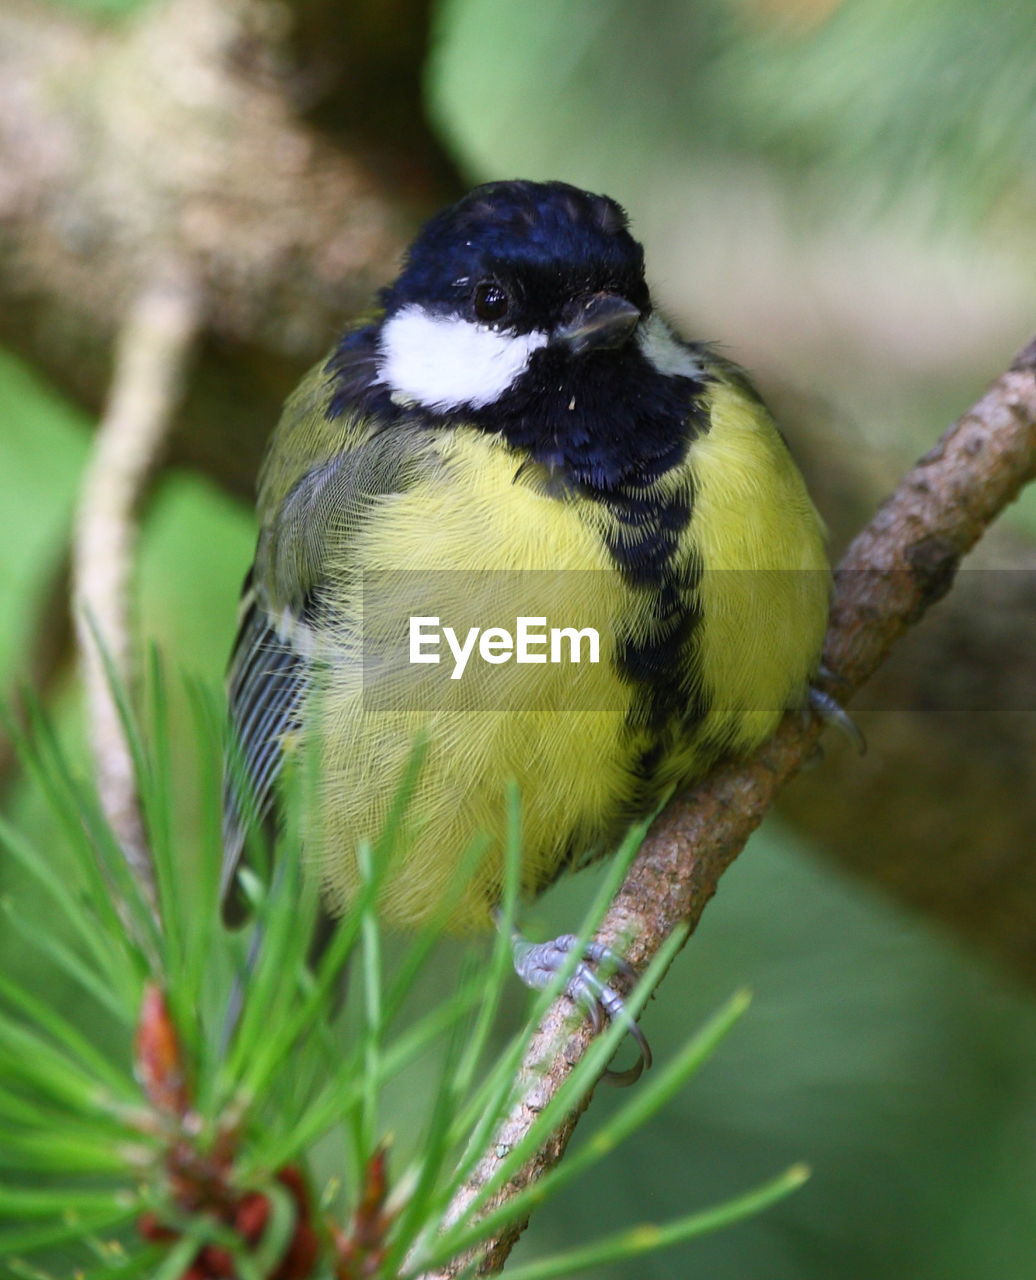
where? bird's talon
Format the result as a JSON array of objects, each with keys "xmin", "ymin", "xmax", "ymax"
[
  {"xmin": 809, "ymin": 684, "xmax": 866, "ymax": 755},
  {"xmin": 602, "ymin": 1018, "xmax": 652, "ymax": 1085},
  {"xmin": 510, "ymin": 930, "xmax": 652, "ymax": 1084},
  {"xmin": 817, "ymin": 662, "xmax": 851, "ymax": 690},
  {"xmin": 602, "ymin": 1058, "xmax": 645, "ymax": 1086}
]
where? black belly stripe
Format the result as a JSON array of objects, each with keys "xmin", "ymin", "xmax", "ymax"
[
  {"xmin": 329, "ymin": 318, "xmax": 717, "ymax": 790},
  {"xmin": 473, "ymin": 343, "xmax": 713, "ymax": 765},
  {"xmin": 605, "ymin": 485, "xmax": 710, "ymax": 778}
]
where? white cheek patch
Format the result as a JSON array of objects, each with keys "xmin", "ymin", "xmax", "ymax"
[
  {"xmin": 637, "ymin": 313, "xmax": 704, "ymax": 381},
  {"xmin": 376, "ymin": 306, "xmax": 549, "ymax": 412}
]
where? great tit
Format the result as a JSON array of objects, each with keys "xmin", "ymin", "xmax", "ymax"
[{"xmin": 223, "ymin": 179, "xmax": 829, "ymax": 1065}]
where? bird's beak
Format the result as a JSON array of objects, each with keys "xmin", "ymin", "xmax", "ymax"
[{"xmin": 554, "ymin": 292, "xmax": 642, "ymax": 355}]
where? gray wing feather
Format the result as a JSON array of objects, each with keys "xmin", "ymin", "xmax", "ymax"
[
  {"xmin": 221, "ymin": 577, "xmax": 310, "ymax": 921},
  {"xmin": 221, "ymin": 418, "xmax": 439, "ymax": 921}
]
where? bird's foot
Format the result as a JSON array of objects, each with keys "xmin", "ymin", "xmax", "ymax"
[{"xmin": 511, "ymin": 931, "xmax": 652, "ymax": 1085}]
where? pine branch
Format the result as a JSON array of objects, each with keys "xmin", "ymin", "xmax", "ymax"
[{"xmin": 428, "ymin": 336, "xmax": 1036, "ymax": 1277}]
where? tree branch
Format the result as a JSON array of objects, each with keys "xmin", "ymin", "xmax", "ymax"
[
  {"xmin": 428, "ymin": 337, "xmax": 1036, "ymax": 1276},
  {"xmin": 0, "ymin": 0, "xmax": 455, "ymax": 499},
  {"xmin": 72, "ymin": 266, "xmax": 202, "ymax": 906}
]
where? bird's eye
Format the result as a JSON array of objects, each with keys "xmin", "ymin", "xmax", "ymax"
[{"xmin": 473, "ymin": 281, "xmax": 510, "ymax": 323}]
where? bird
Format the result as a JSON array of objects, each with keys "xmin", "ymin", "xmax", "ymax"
[{"xmin": 222, "ymin": 179, "xmax": 831, "ymax": 1075}]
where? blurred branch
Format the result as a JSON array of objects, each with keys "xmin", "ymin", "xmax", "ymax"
[
  {"xmin": 779, "ymin": 531, "xmax": 1036, "ymax": 982},
  {"xmin": 768, "ymin": 380, "xmax": 1036, "ymax": 984},
  {"xmin": 0, "ymin": 0, "xmax": 455, "ymax": 498},
  {"xmin": 72, "ymin": 267, "xmax": 201, "ymax": 906},
  {"xmin": 286, "ymin": 0, "xmax": 456, "ymax": 170},
  {"xmin": 430, "ymin": 338, "xmax": 1036, "ymax": 1276}
]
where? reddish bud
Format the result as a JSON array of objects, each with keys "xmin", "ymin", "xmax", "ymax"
[
  {"xmin": 135, "ymin": 984, "xmax": 190, "ymax": 1117},
  {"xmin": 235, "ymin": 1189, "xmax": 271, "ymax": 1244},
  {"xmin": 137, "ymin": 1210, "xmax": 179, "ymax": 1242},
  {"xmin": 196, "ymin": 1243, "xmax": 237, "ymax": 1277},
  {"xmin": 332, "ymin": 1148, "xmax": 398, "ymax": 1280},
  {"xmin": 271, "ymin": 1166, "xmax": 321, "ymax": 1279},
  {"xmin": 353, "ymin": 1147, "xmax": 390, "ymax": 1248},
  {"xmin": 275, "ymin": 1222, "xmax": 321, "ymax": 1279}
]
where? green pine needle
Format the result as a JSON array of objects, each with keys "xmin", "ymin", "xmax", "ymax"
[
  {"xmin": 498, "ymin": 1163, "xmax": 811, "ymax": 1280},
  {"xmin": 0, "ymin": 666, "xmax": 808, "ymax": 1275}
]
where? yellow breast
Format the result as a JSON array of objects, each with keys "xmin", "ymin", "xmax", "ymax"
[{"xmin": 306, "ymin": 380, "xmax": 827, "ymax": 931}]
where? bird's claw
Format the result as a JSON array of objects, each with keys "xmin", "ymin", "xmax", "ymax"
[
  {"xmin": 511, "ymin": 932, "xmax": 652, "ymax": 1085},
  {"xmin": 808, "ymin": 683, "xmax": 866, "ymax": 755}
]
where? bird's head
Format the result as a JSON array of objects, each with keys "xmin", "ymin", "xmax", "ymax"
[{"xmin": 375, "ymin": 180, "xmax": 652, "ymax": 414}]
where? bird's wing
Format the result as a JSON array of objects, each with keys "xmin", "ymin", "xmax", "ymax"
[
  {"xmin": 220, "ymin": 370, "xmax": 438, "ymax": 921},
  {"xmin": 220, "ymin": 567, "xmax": 313, "ymax": 920}
]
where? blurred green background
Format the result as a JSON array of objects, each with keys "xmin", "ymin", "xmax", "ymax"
[{"xmin": 3, "ymin": 0, "xmax": 1036, "ymax": 1275}]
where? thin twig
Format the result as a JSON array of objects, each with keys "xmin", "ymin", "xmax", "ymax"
[
  {"xmin": 72, "ymin": 265, "xmax": 203, "ymax": 910},
  {"xmin": 427, "ymin": 336, "xmax": 1036, "ymax": 1277}
]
